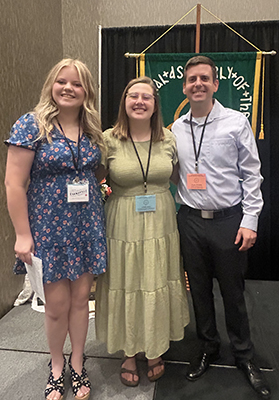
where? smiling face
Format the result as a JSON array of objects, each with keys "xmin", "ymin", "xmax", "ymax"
[
  {"xmin": 125, "ymin": 83, "xmax": 156, "ymax": 122},
  {"xmin": 52, "ymin": 65, "xmax": 85, "ymax": 112},
  {"xmin": 183, "ymin": 64, "xmax": 219, "ymax": 110}
]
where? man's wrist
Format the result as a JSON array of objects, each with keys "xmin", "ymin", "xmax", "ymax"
[{"xmin": 240, "ymin": 214, "xmax": 258, "ymax": 232}]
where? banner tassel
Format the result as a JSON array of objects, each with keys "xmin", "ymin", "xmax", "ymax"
[
  {"xmin": 259, "ymin": 123, "xmax": 264, "ymax": 140},
  {"xmin": 259, "ymin": 55, "xmax": 266, "ymax": 140}
]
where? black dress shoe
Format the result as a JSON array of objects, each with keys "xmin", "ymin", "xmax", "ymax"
[
  {"xmin": 186, "ymin": 352, "xmax": 220, "ymax": 381},
  {"xmin": 236, "ymin": 360, "xmax": 271, "ymax": 399}
]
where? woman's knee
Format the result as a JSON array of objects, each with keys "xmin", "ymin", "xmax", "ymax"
[
  {"xmin": 45, "ymin": 297, "xmax": 71, "ymax": 320},
  {"xmin": 44, "ymin": 279, "xmax": 71, "ymax": 318},
  {"xmin": 70, "ymin": 273, "xmax": 93, "ymax": 309},
  {"xmin": 70, "ymin": 289, "xmax": 90, "ymax": 311}
]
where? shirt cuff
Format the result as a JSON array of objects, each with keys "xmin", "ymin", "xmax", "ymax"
[{"xmin": 240, "ymin": 214, "xmax": 258, "ymax": 232}]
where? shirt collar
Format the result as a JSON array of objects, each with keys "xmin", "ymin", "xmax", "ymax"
[{"xmin": 183, "ymin": 99, "xmax": 224, "ymax": 124}]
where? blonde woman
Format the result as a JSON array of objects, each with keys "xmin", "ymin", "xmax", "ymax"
[
  {"xmin": 96, "ymin": 77, "xmax": 189, "ymax": 386},
  {"xmin": 5, "ymin": 59, "xmax": 106, "ymax": 400}
]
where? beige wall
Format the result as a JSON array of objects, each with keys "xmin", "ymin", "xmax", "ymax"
[
  {"xmin": 0, "ymin": 0, "xmax": 63, "ymax": 318},
  {"xmin": 62, "ymin": 0, "xmax": 100, "ymax": 78},
  {"xmin": 98, "ymin": 0, "xmax": 279, "ymax": 27}
]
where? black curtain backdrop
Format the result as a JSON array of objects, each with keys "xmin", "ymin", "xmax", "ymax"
[{"xmin": 101, "ymin": 20, "xmax": 279, "ymax": 280}]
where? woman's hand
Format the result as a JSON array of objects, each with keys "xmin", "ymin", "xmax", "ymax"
[{"xmin": 15, "ymin": 233, "xmax": 35, "ymax": 265}]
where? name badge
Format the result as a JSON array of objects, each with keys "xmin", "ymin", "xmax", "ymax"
[
  {"xmin": 187, "ymin": 173, "xmax": 207, "ymax": 190},
  {"xmin": 135, "ymin": 195, "xmax": 156, "ymax": 212},
  {"xmin": 67, "ymin": 181, "xmax": 89, "ymax": 202}
]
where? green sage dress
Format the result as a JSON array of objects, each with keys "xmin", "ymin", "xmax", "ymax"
[{"xmin": 95, "ymin": 128, "xmax": 189, "ymax": 359}]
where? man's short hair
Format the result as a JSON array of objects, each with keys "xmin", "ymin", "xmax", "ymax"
[{"xmin": 184, "ymin": 56, "xmax": 217, "ymax": 82}]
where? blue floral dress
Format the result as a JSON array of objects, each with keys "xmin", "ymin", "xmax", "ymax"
[{"xmin": 5, "ymin": 113, "xmax": 106, "ymax": 284}]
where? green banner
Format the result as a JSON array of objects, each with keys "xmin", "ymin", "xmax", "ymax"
[{"xmin": 144, "ymin": 52, "xmax": 262, "ymax": 135}]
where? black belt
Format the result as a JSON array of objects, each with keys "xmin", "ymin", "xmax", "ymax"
[{"xmin": 182, "ymin": 203, "xmax": 242, "ymax": 219}]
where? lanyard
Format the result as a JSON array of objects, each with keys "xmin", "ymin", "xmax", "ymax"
[
  {"xmin": 189, "ymin": 112, "xmax": 210, "ymax": 173},
  {"xmin": 57, "ymin": 120, "xmax": 81, "ymax": 182},
  {"xmin": 129, "ymin": 132, "xmax": 153, "ymax": 193}
]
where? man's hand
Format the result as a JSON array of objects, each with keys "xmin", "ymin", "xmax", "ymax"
[{"xmin": 235, "ymin": 227, "xmax": 257, "ymax": 252}]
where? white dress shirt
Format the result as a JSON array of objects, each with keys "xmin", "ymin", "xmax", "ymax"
[{"xmin": 172, "ymin": 100, "xmax": 263, "ymax": 232}]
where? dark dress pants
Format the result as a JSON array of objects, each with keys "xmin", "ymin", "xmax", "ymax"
[{"xmin": 177, "ymin": 205, "xmax": 254, "ymax": 362}]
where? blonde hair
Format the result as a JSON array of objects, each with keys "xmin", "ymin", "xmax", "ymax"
[
  {"xmin": 33, "ymin": 58, "xmax": 105, "ymax": 154},
  {"xmin": 111, "ymin": 76, "xmax": 165, "ymax": 142}
]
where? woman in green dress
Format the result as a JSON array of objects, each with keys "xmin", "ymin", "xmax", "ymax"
[{"xmin": 96, "ymin": 76, "xmax": 189, "ymax": 386}]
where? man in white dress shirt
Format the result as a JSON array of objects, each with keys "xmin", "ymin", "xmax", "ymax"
[{"xmin": 172, "ymin": 55, "xmax": 271, "ymax": 399}]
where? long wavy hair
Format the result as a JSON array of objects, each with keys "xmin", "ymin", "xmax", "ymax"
[
  {"xmin": 33, "ymin": 58, "xmax": 105, "ymax": 154},
  {"xmin": 111, "ymin": 76, "xmax": 165, "ymax": 142}
]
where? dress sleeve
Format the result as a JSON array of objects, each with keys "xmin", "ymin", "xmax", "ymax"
[
  {"xmin": 101, "ymin": 129, "xmax": 113, "ymax": 169},
  {"xmin": 163, "ymin": 128, "xmax": 178, "ymax": 165},
  {"xmin": 4, "ymin": 113, "xmax": 40, "ymax": 151}
]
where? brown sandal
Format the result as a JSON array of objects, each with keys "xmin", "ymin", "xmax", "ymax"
[
  {"xmin": 147, "ymin": 359, "xmax": 165, "ymax": 382},
  {"xmin": 120, "ymin": 359, "xmax": 140, "ymax": 387}
]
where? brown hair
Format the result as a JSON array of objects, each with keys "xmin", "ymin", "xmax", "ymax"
[
  {"xmin": 111, "ymin": 76, "xmax": 165, "ymax": 142},
  {"xmin": 183, "ymin": 55, "xmax": 217, "ymax": 83}
]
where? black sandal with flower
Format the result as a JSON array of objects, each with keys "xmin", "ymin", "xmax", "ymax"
[
  {"xmin": 68, "ymin": 353, "xmax": 91, "ymax": 400},
  {"xmin": 45, "ymin": 356, "xmax": 66, "ymax": 400}
]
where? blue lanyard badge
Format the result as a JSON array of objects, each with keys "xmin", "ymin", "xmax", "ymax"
[{"xmin": 135, "ymin": 195, "xmax": 156, "ymax": 212}]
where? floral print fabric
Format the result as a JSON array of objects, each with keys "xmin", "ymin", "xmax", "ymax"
[{"xmin": 6, "ymin": 113, "xmax": 106, "ymax": 284}]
